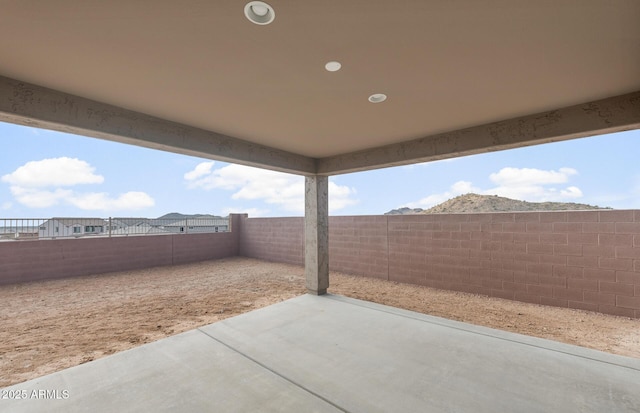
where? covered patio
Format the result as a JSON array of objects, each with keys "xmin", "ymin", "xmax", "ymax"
[
  {"xmin": 0, "ymin": 1, "xmax": 639, "ymax": 297},
  {"xmin": 3, "ymin": 294, "xmax": 639, "ymax": 412},
  {"xmin": 1, "ymin": 1, "xmax": 639, "ymax": 411}
]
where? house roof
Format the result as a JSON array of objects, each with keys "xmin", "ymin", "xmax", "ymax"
[
  {"xmin": 109, "ymin": 224, "xmax": 170, "ymax": 235},
  {"xmin": 111, "ymin": 218, "xmax": 151, "ymax": 226},
  {"xmin": 50, "ymin": 218, "xmax": 107, "ymax": 226},
  {"xmin": 163, "ymin": 219, "xmax": 229, "ymax": 227},
  {"xmin": 0, "ymin": 1, "xmax": 638, "ymax": 175}
]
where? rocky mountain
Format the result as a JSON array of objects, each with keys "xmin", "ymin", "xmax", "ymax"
[
  {"xmin": 385, "ymin": 207, "xmax": 425, "ymax": 215},
  {"xmin": 385, "ymin": 194, "xmax": 610, "ymax": 215},
  {"xmin": 157, "ymin": 213, "xmax": 225, "ymax": 220}
]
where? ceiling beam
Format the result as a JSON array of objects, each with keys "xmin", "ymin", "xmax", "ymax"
[
  {"xmin": 2, "ymin": 75, "xmax": 639, "ymax": 178},
  {"xmin": 0, "ymin": 76, "xmax": 316, "ymax": 175},
  {"xmin": 318, "ymin": 91, "xmax": 640, "ymax": 175}
]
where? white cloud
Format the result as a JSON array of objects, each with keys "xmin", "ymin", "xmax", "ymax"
[
  {"xmin": 184, "ymin": 162, "xmax": 358, "ymax": 213},
  {"xmin": 2, "ymin": 158, "xmax": 154, "ymax": 212},
  {"xmin": 67, "ymin": 191, "xmax": 155, "ymax": 211},
  {"xmin": 1, "ymin": 201, "xmax": 13, "ymax": 210},
  {"xmin": 183, "ymin": 161, "xmax": 215, "ymax": 181},
  {"xmin": 406, "ymin": 180, "xmax": 481, "ymax": 209},
  {"xmin": 489, "ymin": 167, "xmax": 577, "ymax": 186},
  {"xmin": 405, "ymin": 167, "xmax": 583, "ymax": 209},
  {"xmin": 7, "ymin": 186, "xmax": 155, "ymax": 211},
  {"xmin": 451, "ymin": 180, "xmax": 480, "ymax": 194},
  {"xmin": 9, "ymin": 186, "xmax": 73, "ymax": 208},
  {"xmin": 1, "ymin": 157, "xmax": 104, "ymax": 187},
  {"xmin": 486, "ymin": 167, "xmax": 581, "ymax": 201},
  {"xmin": 328, "ymin": 181, "xmax": 359, "ymax": 210},
  {"xmin": 560, "ymin": 186, "xmax": 583, "ymax": 198}
]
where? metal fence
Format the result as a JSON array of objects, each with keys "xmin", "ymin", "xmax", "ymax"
[{"xmin": 0, "ymin": 217, "xmax": 229, "ymax": 241}]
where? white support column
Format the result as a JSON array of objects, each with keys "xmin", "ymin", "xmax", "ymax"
[{"xmin": 305, "ymin": 175, "xmax": 329, "ymax": 295}]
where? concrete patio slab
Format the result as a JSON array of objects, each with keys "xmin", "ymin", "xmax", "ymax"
[{"xmin": 2, "ymin": 294, "xmax": 639, "ymax": 412}]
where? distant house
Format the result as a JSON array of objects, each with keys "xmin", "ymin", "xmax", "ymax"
[
  {"xmin": 108, "ymin": 220, "xmax": 170, "ymax": 236},
  {"xmin": 162, "ymin": 218, "xmax": 228, "ymax": 234},
  {"xmin": 34, "ymin": 216, "xmax": 228, "ymax": 238},
  {"xmin": 38, "ymin": 218, "xmax": 107, "ymax": 238},
  {"xmin": 108, "ymin": 218, "xmax": 149, "ymax": 234},
  {"xmin": 109, "ymin": 218, "xmax": 146, "ymax": 229}
]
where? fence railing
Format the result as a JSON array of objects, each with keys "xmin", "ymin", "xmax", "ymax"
[{"xmin": 0, "ymin": 217, "xmax": 229, "ymax": 241}]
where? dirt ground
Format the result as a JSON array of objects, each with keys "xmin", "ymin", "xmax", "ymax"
[{"xmin": 1, "ymin": 257, "xmax": 638, "ymax": 387}]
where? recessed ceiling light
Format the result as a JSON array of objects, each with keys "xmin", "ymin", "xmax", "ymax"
[
  {"xmin": 325, "ymin": 61, "xmax": 342, "ymax": 72},
  {"xmin": 368, "ymin": 93, "xmax": 387, "ymax": 103},
  {"xmin": 244, "ymin": 1, "xmax": 275, "ymax": 25},
  {"xmin": 251, "ymin": 4, "xmax": 269, "ymax": 16}
]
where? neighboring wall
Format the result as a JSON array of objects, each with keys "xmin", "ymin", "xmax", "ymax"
[
  {"xmin": 0, "ymin": 215, "xmax": 242, "ymax": 285},
  {"xmin": 237, "ymin": 211, "xmax": 640, "ymax": 318}
]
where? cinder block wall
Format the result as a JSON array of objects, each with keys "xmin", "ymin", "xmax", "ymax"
[
  {"xmin": 238, "ymin": 211, "xmax": 640, "ymax": 318},
  {"xmin": 236, "ymin": 215, "xmax": 389, "ymax": 279},
  {"xmin": 329, "ymin": 216, "xmax": 388, "ymax": 279},
  {"xmin": 0, "ymin": 214, "xmax": 243, "ymax": 285},
  {"xmin": 2, "ymin": 212, "xmax": 637, "ymax": 317},
  {"xmin": 387, "ymin": 211, "xmax": 640, "ymax": 318},
  {"xmin": 237, "ymin": 216, "xmax": 304, "ymax": 265}
]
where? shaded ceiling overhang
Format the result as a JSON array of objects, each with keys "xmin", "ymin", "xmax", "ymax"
[
  {"xmin": 1, "ymin": 75, "xmax": 638, "ymax": 176},
  {"xmin": 1, "ymin": 1, "xmax": 639, "ymax": 175}
]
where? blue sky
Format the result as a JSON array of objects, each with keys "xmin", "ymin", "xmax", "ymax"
[{"xmin": 1, "ymin": 121, "xmax": 639, "ymax": 218}]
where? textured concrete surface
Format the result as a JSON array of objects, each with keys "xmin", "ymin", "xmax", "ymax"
[
  {"xmin": 2, "ymin": 294, "xmax": 640, "ymax": 412},
  {"xmin": 305, "ymin": 176, "xmax": 329, "ymax": 295}
]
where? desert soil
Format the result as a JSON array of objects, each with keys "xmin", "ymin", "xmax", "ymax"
[{"xmin": 1, "ymin": 257, "xmax": 638, "ymax": 387}]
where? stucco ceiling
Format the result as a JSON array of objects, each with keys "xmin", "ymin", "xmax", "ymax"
[{"xmin": 0, "ymin": 1, "xmax": 639, "ymax": 173}]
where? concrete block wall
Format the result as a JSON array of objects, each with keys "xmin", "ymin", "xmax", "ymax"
[
  {"xmin": 0, "ymin": 214, "xmax": 244, "ymax": 285},
  {"xmin": 238, "ymin": 211, "xmax": 640, "ymax": 318},
  {"xmin": 387, "ymin": 211, "xmax": 640, "ymax": 318},
  {"xmin": 236, "ymin": 215, "xmax": 389, "ymax": 279},
  {"xmin": 1, "ymin": 212, "xmax": 638, "ymax": 317},
  {"xmin": 171, "ymin": 232, "xmax": 237, "ymax": 265},
  {"xmin": 329, "ymin": 216, "xmax": 389, "ymax": 280},
  {"xmin": 1, "ymin": 236, "xmax": 169, "ymax": 285},
  {"xmin": 237, "ymin": 216, "xmax": 304, "ymax": 265}
]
